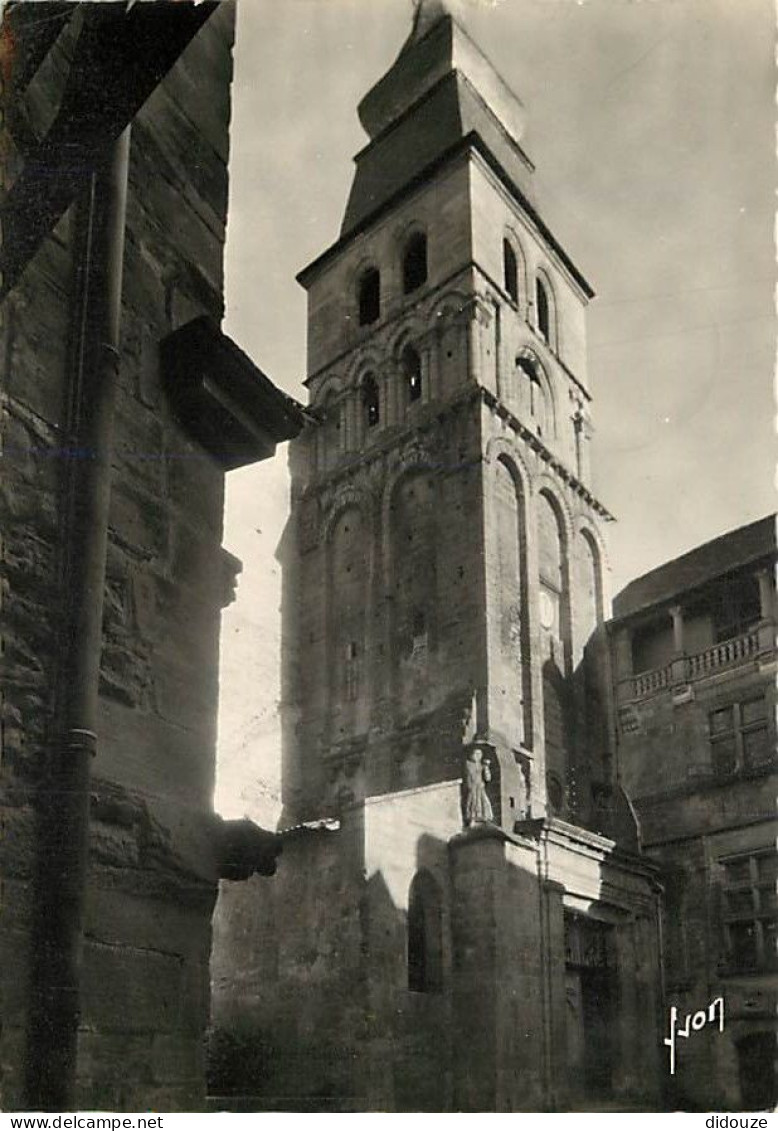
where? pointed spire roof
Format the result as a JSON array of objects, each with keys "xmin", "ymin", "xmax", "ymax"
[
  {"xmin": 341, "ymin": 6, "xmax": 530, "ymax": 237},
  {"xmin": 356, "ymin": 2, "xmax": 526, "ymax": 146},
  {"xmin": 404, "ymin": 0, "xmax": 466, "ymax": 50}
]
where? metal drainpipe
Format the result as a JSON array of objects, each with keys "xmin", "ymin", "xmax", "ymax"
[{"xmin": 26, "ymin": 126, "xmax": 130, "ymax": 1112}]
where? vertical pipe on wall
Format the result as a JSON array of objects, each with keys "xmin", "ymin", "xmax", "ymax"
[{"xmin": 26, "ymin": 126, "xmax": 130, "ymax": 1112}]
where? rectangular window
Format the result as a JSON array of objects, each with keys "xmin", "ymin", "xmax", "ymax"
[
  {"xmin": 743, "ymin": 727, "xmax": 770, "ymax": 769},
  {"xmin": 711, "ymin": 706, "xmax": 735, "ymax": 735},
  {"xmin": 757, "ymin": 854, "xmax": 778, "ymax": 883},
  {"xmin": 709, "ymin": 696, "xmax": 774, "ymax": 780},
  {"xmin": 759, "ymin": 886, "xmax": 778, "ymax": 914},
  {"xmin": 728, "ymin": 921, "xmax": 758, "ymax": 969},
  {"xmin": 742, "ymin": 697, "xmax": 768, "ymax": 726},
  {"xmin": 721, "ymin": 852, "xmax": 778, "ymax": 973},
  {"xmin": 726, "ymin": 889, "xmax": 754, "ymax": 916},
  {"xmin": 726, "ymin": 858, "xmax": 752, "ymax": 886},
  {"xmin": 711, "ymin": 735, "xmax": 737, "ymax": 778}
]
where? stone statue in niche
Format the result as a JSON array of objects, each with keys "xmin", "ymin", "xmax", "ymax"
[{"xmin": 464, "ymin": 747, "xmax": 493, "ymax": 826}]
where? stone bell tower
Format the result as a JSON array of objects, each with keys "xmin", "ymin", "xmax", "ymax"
[
  {"xmin": 214, "ymin": 5, "xmax": 664, "ymax": 1112},
  {"xmin": 282, "ymin": 0, "xmax": 612, "ymax": 831}
]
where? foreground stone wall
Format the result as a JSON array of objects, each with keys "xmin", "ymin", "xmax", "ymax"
[
  {"xmin": 212, "ymin": 785, "xmax": 462, "ymax": 1111},
  {"xmin": 212, "ymin": 785, "xmax": 663, "ymax": 1112},
  {"xmin": 213, "ymin": 823, "xmax": 369, "ymax": 1109},
  {"xmin": 0, "ymin": 4, "xmax": 236, "ymax": 1110}
]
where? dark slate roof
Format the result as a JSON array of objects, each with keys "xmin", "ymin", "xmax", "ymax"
[{"xmin": 612, "ymin": 514, "xmax": 777, "ymax": 621}]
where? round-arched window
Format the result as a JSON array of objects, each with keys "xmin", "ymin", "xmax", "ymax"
[
  {"xmin": 362, "ymin": 374, "xmax": 380, "ymax": 428},
  {"xmin": 358, "ymin": 268, "xmax": 380, "ymax": 326},
  {"xmin": 503, "ymin": 239, "xmax": 518, "ymax": 303},
  {"xmin": 402, "ymin": 232, "xmax": 428, "ymax": 294},
  {"xmin": 402, "ymin": 345, "xmax": 422, "ymax": 402},
  {"xmin": 536, "ymin": 275, "xmax": 551, "ymax": 343}
]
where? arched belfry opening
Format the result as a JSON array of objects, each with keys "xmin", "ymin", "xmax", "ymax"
[
  {"xmin": 359, "ymin": 267, "xmax": 381, "ymax": 325},
  {"xmin": 402, "ymin": 344, "xmax": 423, "ymax": 403},
  {"xmin": 536, "ymin": 275, "xmax": 550, "ymax": 341},
  {"xmin": 516, "ymin": 354, "xmax": 552, "ymax": 438},
  {"xmin": 503, "ymin": 238, "xmax": 518, "ymax": 303},
  {"xmin": 362, "ymin": 373, "xmax": 380, "ymax": 428},
  {"xmin": 402, "ymin": 232, "xmax": 428, "ymax": 294}
]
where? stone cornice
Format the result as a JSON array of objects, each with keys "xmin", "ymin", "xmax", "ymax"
[{"xmin": 479, "ymin": 386, "xmax": 615, "ymax": 521}]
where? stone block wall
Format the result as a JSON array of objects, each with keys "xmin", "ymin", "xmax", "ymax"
[
  {"xmin": 617, "ymin": 661, "xmax": 776, "ymax": 807},
  {"xmin": 212, "ymin": 783, "xmax": 463, "ymax": 1111},
  {"xmin": 280, "ymin": 388, "xmax": 491, "ymax": 823},
  {"xmin": 468, "ymin": 160, "xmax": 589, "ymax": 392},
  {"xmin": 449, "ymin": 825, "xmax": 547, "ymax": 1112},
  {"xmin": 212, "ymin": 785, "xmax": 663, "ymax": 1111},
  {"xmin": 480, "ymin": 406, "xmax": 612, "ymax": 827},
  {"xmin": 1, "ymin": 4, "xmax": 237, "ymax": 1110},
  {"xmin": 213, "ymin": 822, "xmax": 369, "ymax": 1108},
  {"xmin": 360, "ymin": 783, "xmax": 461, "ymax": 1111},
  {"xmin": 304, "ymin": 159, "xmax": 473, "ymax": 381}
]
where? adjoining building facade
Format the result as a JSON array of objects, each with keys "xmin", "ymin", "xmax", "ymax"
[
  {"xmin": 212, "ymin": 2, "xmax": 664, "ymax": 1111},
  {"xmin": 609, "ymin": 515, "xmax": 777, "ymax": 1111}
]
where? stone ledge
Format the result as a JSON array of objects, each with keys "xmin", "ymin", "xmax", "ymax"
[{"xmin": 449, "ymin": 820, "xmax": 538, "ymax": 853}]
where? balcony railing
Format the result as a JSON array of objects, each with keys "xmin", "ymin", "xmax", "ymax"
[
  {"xmin": 686, "ymin": 630, "xmax": 761, "ymax": 678},
  {"xmin": 620, "ymin": 627, "xmax": 769, "ymax": 702},
  {"xmin": 633, "ymin": 665, "xmax": 671, "ymax": 698}
]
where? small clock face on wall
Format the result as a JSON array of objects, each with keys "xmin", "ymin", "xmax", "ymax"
[{"xmin": 539, "ymin": 590, "xmax": 556, "ymax": 630}]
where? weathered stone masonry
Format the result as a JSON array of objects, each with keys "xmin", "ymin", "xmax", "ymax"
[
  {"xmin": 0, "ymin": 4, "xmax": 298, "ymax": 1111},
  {"xmin": 609, "ymin": 516, "xmax": 778, "ymax": 1110}
]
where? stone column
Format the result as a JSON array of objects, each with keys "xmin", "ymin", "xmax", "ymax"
[
  {"xmin": 670, "ymin": 604, "xmax": 687, "ymax": 685},
  {"xmin": 421, "ymin": 345, "xmax": 431, "ymax": 406},
  {"xmin": 350, "ymin": 393, "xmax": 361, "ymax": 452},
  {"xmin": 466, "ymin": 307, "xmax": 479, "ymax": 387},
  {"xmin": 757, "ymin": 568, "xmax": 774, "ymax": 621},
  {"xmin": 337, "ymin": 398, "xmax": 346, "ymax": 457},
  {"xmin": 756, "ymin": 568, "xmax": 775, "ymax": 654},
  {"xmin": 613, "ymin": 626, "xmax": 634, "ymax": 704},
  {"xmin": 449, "ymin": 825, "xmax": 547, "ymax": 1111},
  {"xmin": 428, "ymin": 332, "xmax": 440, "ymax": 403},
  {"xmin": 342, "ymin": 392, "xmax": 352, "ymax": 452},
  {"xmin": 380, "ymin": 373, "xmax": 389, "ymax": 431},
  {"xmin": 385, "ymin": 365, "xmax": 395, "ymax": 428},
  {"xmin": 610, "ymin": 922, "xmax": 639, "ymax": 1100}
]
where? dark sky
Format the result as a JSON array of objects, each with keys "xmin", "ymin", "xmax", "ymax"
[{"xmin": 217, "ymin": 0, "xmax": 776, "ymax": 818}]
